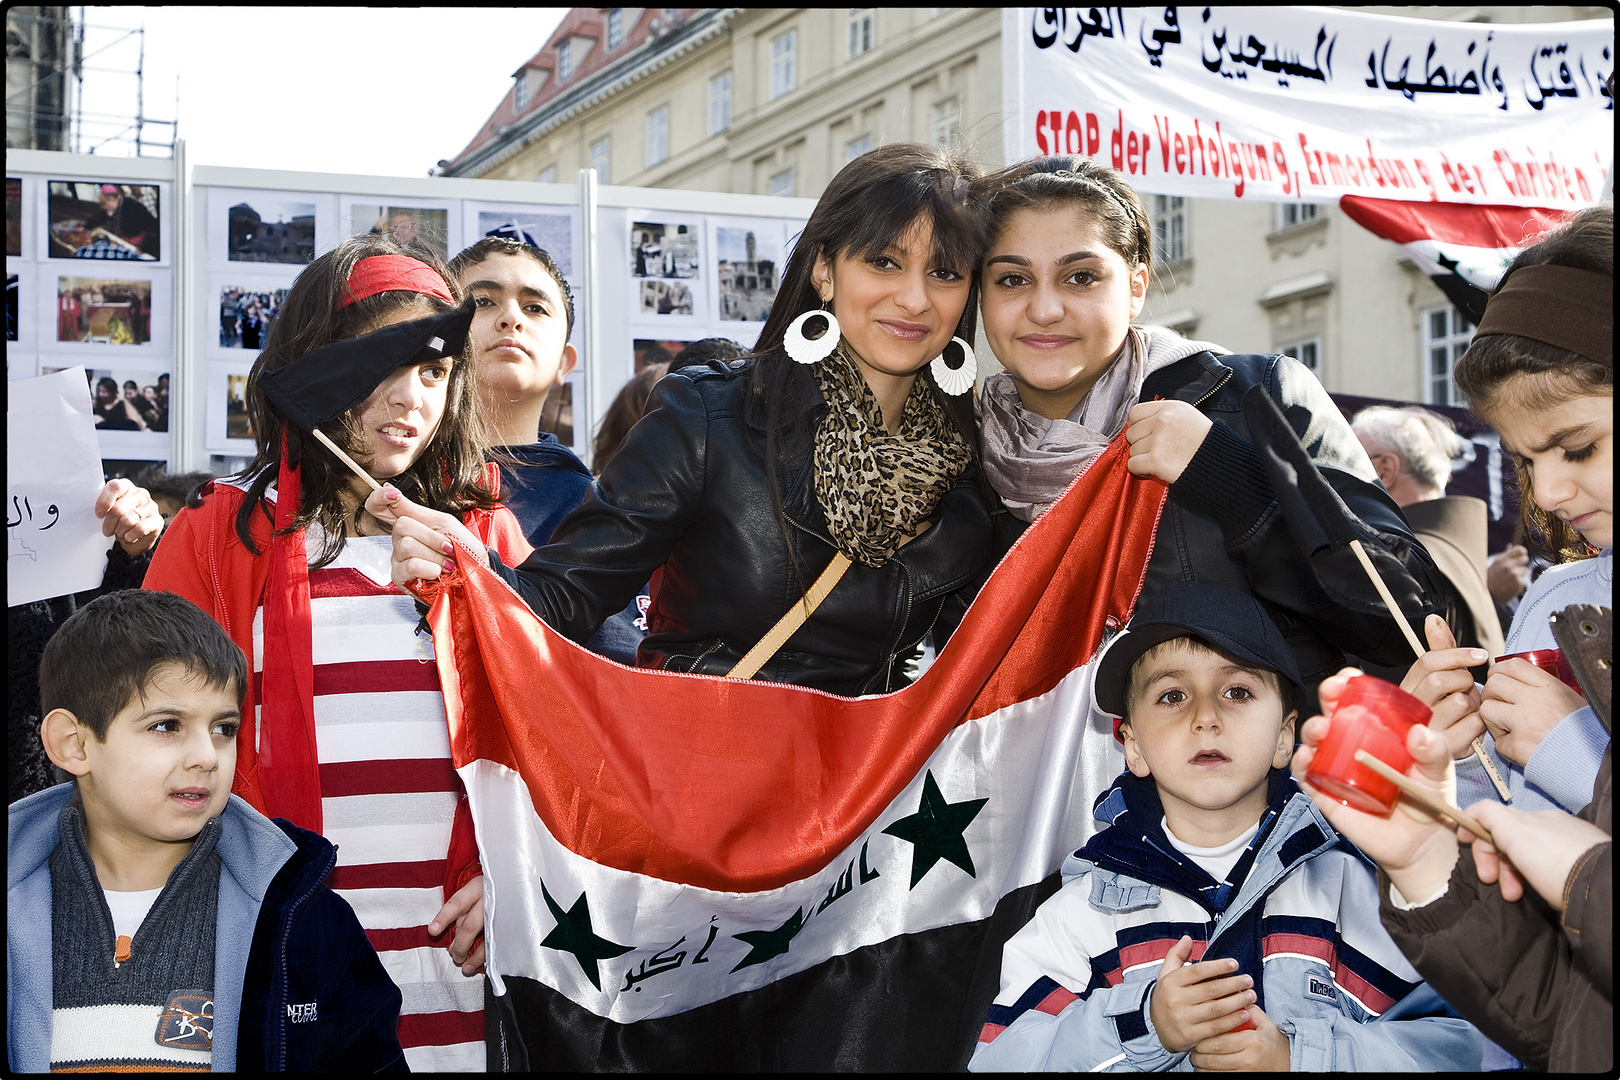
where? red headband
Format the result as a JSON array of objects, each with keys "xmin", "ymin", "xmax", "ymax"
[{"xmin": 337, "ymin": 254, "xmax": 455, "ymax": 309}]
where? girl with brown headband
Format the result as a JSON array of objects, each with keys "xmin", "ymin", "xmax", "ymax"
[
  {"xmin": 144, "ymin": 231, "xmax": 533, "ymax": 1070},
  {"xmin": 370, "ymin": 143, "xmax": 998, "ymax": 697},
  {"xmin": 1398, "ymin": 203, "xmax": 1612, "ymax": 815}
]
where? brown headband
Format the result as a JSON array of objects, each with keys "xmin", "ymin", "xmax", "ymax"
[{"xmin": 1474, "ymin": 264, "xmax": 1613, "ymax": 366}]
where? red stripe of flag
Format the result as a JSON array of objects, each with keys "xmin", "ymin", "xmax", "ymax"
[
  {"xmin": 420, "ymin": 437, "xmax": 1165, "ymax": 892},
  {"xmin": 1339, "ymin": 195, "xmax": 1568, "ymax": 249},
  {"xmin": 253, "ymin": 658, "xmax": 441, "ymax": 702},
  {"xmin": 368, "ymin": 924, "xmax": 453, "ymax": 953},
  {"xmin": 310, "ymin": 566, "xmax": 405, "ymax": 599},
  {"xmin": 395, "ymin": 1008, "xmax": 486, "ymax": 1049},
  {"xmin": 318, "ymin": 757, "xmax": 460, "ymax": 798},
  {"xmin": 327, "ymin": 859, "xmax": 448, "ymax": 891}
]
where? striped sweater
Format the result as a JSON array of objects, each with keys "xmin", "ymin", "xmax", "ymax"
[
  {"xmin": 970, "ymin": 771, "xmax": 1486, "ymax": 1072},
  {"xmin": 249, "ymin": 529, "xmax": 483, "ymax": 1072}
]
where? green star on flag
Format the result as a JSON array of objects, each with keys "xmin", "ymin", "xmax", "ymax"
[
  {"xmin": 882, "ymin": 769, "xmax": 988, "ymax": 889},
  {"xmin": 540, "ymin": 879, "xmax": 634, "ymax": 990},
  {"xmin": 730, "ymin": 907, "xmax": 806, "ymax": 973}
]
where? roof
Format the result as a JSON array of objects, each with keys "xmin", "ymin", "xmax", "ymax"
[{"xmin": 443, "ymin": 7, "xmax": 711, "ymax": 174}]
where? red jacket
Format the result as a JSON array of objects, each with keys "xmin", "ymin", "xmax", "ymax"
[{"xmin": 144, "ymin": 469, "xmax": 533, "ymax": 896}]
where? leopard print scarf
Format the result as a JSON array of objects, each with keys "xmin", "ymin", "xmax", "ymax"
[{"xmin": 811, "ymin": 344, "xmax": 972, "ymax": 567}]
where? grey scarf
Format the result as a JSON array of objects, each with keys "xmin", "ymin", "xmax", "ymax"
[{"xmin": 979, "ymin": 326, "xmax": 1229, "ymax": 522}]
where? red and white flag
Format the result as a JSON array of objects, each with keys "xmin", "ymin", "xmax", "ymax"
[{"xmin": 415, "ymin": 437, "xmax": 1165, "ymax": 1070}]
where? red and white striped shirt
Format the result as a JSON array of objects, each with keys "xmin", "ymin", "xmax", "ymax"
[{"xmin": 252, "ymin": 530, "xmax": 484, "ymax": 1072}]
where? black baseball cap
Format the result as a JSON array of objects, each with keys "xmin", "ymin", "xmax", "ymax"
[
  {"xmin": 1095, "ymin": 582, "xmax": 1304, "ymax": 735},
  {"xmin": 259, "ymin": 298, "xmax": 474, "ymax": 433}
]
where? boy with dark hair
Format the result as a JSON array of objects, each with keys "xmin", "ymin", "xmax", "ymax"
[
  {"xmin": 7, "ymin": 590, "xmax": 405, "ymax": 1072},
  {"xmin": 969, "ymin": 582, "xmax": 1485, "ymax": 1072},
  {"xmin": 448, "ymin": 234, "xmax": 648, "ymax": 667}
]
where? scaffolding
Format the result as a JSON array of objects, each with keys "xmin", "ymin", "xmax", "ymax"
[{"xmin": 5, "ymin": 5, "xmax": 175, "ymax": 157}]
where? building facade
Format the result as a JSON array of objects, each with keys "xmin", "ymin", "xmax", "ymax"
[{"xmin": 442, "ymin": 6, "xmax": 1612, "ymax": 405}]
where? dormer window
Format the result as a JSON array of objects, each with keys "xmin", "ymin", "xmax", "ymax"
[
  {"xmin": 558, "ymin": 39, "xmax": 573, "ymax": 81},
  {"xmin": 607, "ymin": 9, "xmax": 624, "ymax": 50},
  {"xmin": 515, "ymin": 70, "xmax": 529, "ymax": 111}
]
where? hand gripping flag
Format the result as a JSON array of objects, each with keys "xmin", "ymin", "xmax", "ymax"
[{"xmin": 412, "ymin": 437, "xmax": 1166, "ymax": 1071}]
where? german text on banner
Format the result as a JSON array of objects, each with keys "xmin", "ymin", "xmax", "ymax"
[
  {"xmin": 416, "ymin": 438, "xmax": 1165, "ymax": 1070},
  {"xmin": 1001, "ymin": 6, "xmax": 1613, "ymax": 207}
]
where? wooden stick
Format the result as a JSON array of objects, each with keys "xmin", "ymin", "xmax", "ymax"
[
  {"xmin": 311, "ymin": 428, "xmax": 381, "ymax": 493},
  {"xmin": 1354, "ymin": 750, "xmax": 1494, "ymax": 844},
  {"xmin": 1348, "ymin": 539, "xmax": 1513, "ymax": 802}
]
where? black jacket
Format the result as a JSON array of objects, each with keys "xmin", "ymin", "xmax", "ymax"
[
  {"xmin": 490, "ymin": 359, "xmax": 996, "ymax": 696},
  {"xmin": 997, "ymin": 350, "xmax": 1448, "ymax": 714}
]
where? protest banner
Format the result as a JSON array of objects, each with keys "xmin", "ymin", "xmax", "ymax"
[
  {"xmin": 1002, "ymin": 6, "xmax": 1613, "ymax": 208},
  {"xmin": 8, "ymin": 366, "xmax": 115, "ymax": 605}
]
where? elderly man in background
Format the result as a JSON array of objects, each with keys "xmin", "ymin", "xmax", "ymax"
[{"xmin": 1352, "ymin": 405, "xmax": 1506, "ymax": 664}]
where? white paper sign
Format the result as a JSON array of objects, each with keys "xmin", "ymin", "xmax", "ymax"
[
  {"xmin": 1003, "ymin": 6, "xmax": 1613, "ymax": 205},
  {"xmin": 8, "ymin": 367, "xmax": 115, "ymax": 605}
]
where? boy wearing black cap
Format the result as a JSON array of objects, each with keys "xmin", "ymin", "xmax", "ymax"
[{"xmin": 969, "ymin": 582, "xmax": 1485, "ymax": 1072}]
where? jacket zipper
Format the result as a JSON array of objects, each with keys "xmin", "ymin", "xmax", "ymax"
[
  {"xmin": 273, "ymin": 842, "xmax": 337, "ymax": 1070},
  {"xmin": 872, "ymin": 561, "xmax": 915, "ymax": 695},
  {"xmin": 1190, "ymin": 366, "xmax": 1233, "ymax": 410}
]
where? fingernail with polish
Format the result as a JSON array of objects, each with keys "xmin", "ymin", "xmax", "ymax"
[
  {"xmin": 384, "ymin": 486, "xmax": 400, "ymax": 501},
  {"xmin": 442, "ymin": 540, "xmax": 455, "ymax": 555}
]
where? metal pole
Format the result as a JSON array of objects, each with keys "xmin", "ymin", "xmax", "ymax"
[
  {"xmin": 171, "ymin": 135, "xmax": 193, "ymax": 472},
  {"xmin": 579, "ymin": 166, "xmax": 600, "ymax": 470}
]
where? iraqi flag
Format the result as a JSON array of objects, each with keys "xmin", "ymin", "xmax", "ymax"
[
  {"xmin": 416, "ymin": 437, "xmax": 1165, "ymax": 1071},
  {"xmin": 1339, "ymin": 195, "xmax": 1572, "ymax": 325}
]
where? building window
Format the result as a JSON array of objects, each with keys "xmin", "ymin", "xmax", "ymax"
[
  {"xmin": 646, "ymin": 106, "xmax": 669, "ymax": 167},
  {"xmin": 590, "ymin": 135, "xmax": 611, "ymax": 180},
  {"xmin": 770, "ymin": 30, "xmax": 797, "ymax": 99},
  {"xmin": 709, "ymin": 71, "xmax": 732, "ymax": 135},
  {"xmin": 1423, "ymin": 305, "xmax": 1474, "ymax": 407},
  {"xmin": 538, "ymin": 166, "xmax": 557, "ymax": 184},
  {"xmin": 930, "ymin": 95, "xmax": 961, "ymax": 146},
  {"xmin": 770, "ymin": 169, "xmax": 795, "ymax": 197},
  {"xmin": 607, "ymin": 8, "xmax": 624, "ymax": 50},
  {"xmin": 845, "ymin": 134, "xmax": 873, "ymax": 162},
  {"xmin": 1281, "ymin": 337, "xmax": 1322, "ymax": 375},
  {"xmin": 847, "ymin": 9, "xmax": 874, "ymax": 59},
  {"xmin": 1152, "ymin": 194, "xmax": 1186, "ymax": 265},
  {"xmin": 515, "ymin": 70, "xmax": 530, "ymax": 112},
  {"xmin": 558, "ymin": 39, "xmax": 573, "ymax": 81},
  {"xmin": 1276, "ymin": 203, "xmax": 1319, "ymax": 230}
]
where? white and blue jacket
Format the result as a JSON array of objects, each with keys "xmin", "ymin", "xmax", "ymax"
[{"xmin": 969, "ymin": 770, "xmax": 1486, "ymax": 1071}]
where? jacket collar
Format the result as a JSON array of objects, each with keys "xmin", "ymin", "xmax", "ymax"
[{"xmin": 1139, "ymin": 349, "xmax": 1230, "ymax": 406}]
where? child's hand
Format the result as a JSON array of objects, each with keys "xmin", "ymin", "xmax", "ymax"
[
  {"xmin": 428, "ymin": 875, "xmax": 486, "ymax": 976},
  {"xmin": 1148, "ymin": 936, "xmax": 1255, "ymax": 1054},
  {"xmin": 363, "ymin": 484, "xmax": 489, "ymax": 586},
  {"xmin": 1401, "ymin": 616, "xmax": 1487, "ymax": 761},
  {"xmin": 1189, "ymin": 1004, "xmax": 1290, "ymax": 1071},
  {"xmin": 1479, "ymin": 659, "xmax": 1587, "ymax": 766}
]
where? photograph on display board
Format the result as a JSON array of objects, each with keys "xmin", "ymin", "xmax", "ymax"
[
  {"xmin": 7, "ymin": 177, "xmax": 21, "ymax": 256},
  {"xmin": 716, "ymin": 225, "xmax": 780, "ymax": 322},
  {"xmin": 475, "ymin": 210, "xmax": 573, "ymax": 276},
  {"xmin": 41, "ymin": 364, "xmax": 170, "ymax": 433},
  {"xmin": 226, "ymin": 372, "xmax": 252, "ymax": 440},
  {"xmin": 47, "ymin": 181, "xmax": 161, "ymax": 261},
  {"xmin": 633, "ymin": 337, "xmax": 695, "ymax": 373},
  {"xmin": 639, "ymin": 279, "xmax": 694, "ymax": 316},
  {"xmin": 56, "ymin": 276, "xmax": 153, "ymax": 346},
  {"xmin": 350, "ymin": 204, "xmax": 449, "ymax": 261},
  {"xmin": 631, "ymin": 221, "xmax": 699, "ymax": 279},
  {"xmin": 6, "ymin": 273, "xmax": 17, "ymax": 341},
  {"xmin": 228, "ymin": 196, "xmax": 316, "ymax": 264},
  {"xmin": 218, "ymin": 285, "xmax": 289, "ymax": 349}
]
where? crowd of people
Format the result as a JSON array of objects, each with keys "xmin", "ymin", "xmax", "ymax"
[
  {"xmin": 8, "ymin": 144, "xmax": 1610, "ymax": 1073},
  {"xmin": 218, "ymin": 287, "xmax": 283, "ymax": 349}
]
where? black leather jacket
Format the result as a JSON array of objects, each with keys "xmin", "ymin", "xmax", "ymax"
[
  {"xmin": 997, "ymin": 350, "xmax": 1450, "ymax": 714},
  {"xmin": 489, "ymin": 359, "xmax": 997, "ymax": 696}
]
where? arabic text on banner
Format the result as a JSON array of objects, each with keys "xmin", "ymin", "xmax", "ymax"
[
  {"xmin": 1003, "ymin": 6, "xmax": 1613, "ymax": 206},
  {"xmin": 7, "ymin": 366, "xmax": 116, "ymax": 606}
]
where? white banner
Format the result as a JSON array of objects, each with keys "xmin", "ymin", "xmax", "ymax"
[
  {"xmin": 7, "ymin": 367, "xmax": 115, "ymax": 606},
  {"xmin": 1002, "ymin": 6, "xmax": 1613, "ymax": 206}
]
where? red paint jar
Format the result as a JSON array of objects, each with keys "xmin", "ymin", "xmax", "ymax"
[
  {"xmin": 1305, "ymin": 675, "xmax": 1432, "ymax": 815},
  {"xmin": 1495, "ymin": 648, "xmax": 1583, "ymax": 693}
]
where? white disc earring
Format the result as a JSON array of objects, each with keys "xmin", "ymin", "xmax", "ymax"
[
  {"xmin": 929, "ymin": 336, "xmax": 977, "ymax": 396},
  {"xmin": 783, "ymin": 307, "xmax": 841, "ymax": 365}
]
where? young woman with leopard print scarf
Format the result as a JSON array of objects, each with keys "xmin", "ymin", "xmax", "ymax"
[{"xmin": 374, "ymin": 143, "xmax": 999, "ymax": 696}]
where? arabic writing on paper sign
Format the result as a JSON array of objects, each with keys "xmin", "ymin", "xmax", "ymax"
[{"xmin": 7, "ymin": 493, "xmax": 64, "ymax": 563}]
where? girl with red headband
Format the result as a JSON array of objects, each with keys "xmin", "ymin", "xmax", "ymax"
[{"xmin": 144, "ymin": 232, "xmax": 530, "ymax": 1071}]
